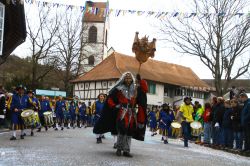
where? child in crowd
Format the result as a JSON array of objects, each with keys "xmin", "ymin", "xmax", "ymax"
[
  {"xmin": 159, "ymin": 103, "xmax": 174, "ymax": 144},
  {"xmin": 202, "ymin": 103, "xmax": 212, "ymax": 145},
  {"xmin": 148, "ymin": 107, "xmax": 157, "ymax": 136}
]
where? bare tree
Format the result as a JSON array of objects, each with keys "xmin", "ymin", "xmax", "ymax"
[
  {"xmin": 160, "ymin": 0, "xmax": 250, "ymax": 95},
  {"xmin": 26, "ymin": 6, "xmax": 59, "ymax": 90},
  {"xmin": 54, "ymin": 9, "xmax": 98, "ymax": 96}
]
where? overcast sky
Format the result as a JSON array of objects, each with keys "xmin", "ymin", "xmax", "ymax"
[{"xmin": 13, "ymin": 0, "xmax": 250, "ymax": 79}]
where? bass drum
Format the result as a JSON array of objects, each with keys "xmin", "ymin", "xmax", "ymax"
[
  {"xmin": 21, "ymin": 109, "xmax": 35, "ymax": 127},
  {"xmin": 33, "ymin": 112, "xmax": 41, "ymax": 128},
  {"xmin": 171, "ymin": 122, "xmax": 182, "ymax": 137},
  {"xmin": 190, "ymin": 121, "xmax": 202, "ymax": 136}
]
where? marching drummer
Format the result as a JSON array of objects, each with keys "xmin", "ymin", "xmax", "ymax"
[
  {"xmin": 27, "ymin": 90, "xmax": 40, "ymax": 136},
  {"xmin": 159, "ymin": 103, "xmax": 174, "ymax": 144},
  {"xmin": 194, "ymin": 103, "xmax": 204, "ymax": 144},
  {"xmin": 37, "ymin": 95, "xmax": 52, "ymax": 132},
  {"xmin": 179, "ymin": 96, "xmax": 194, "ymax": 147},
  {"xmin": 9, "ymin": 85, "xmax": 26, "ymax": 140},
  {"xmin": 55, "ymin": 95, "xmax": 66, "ymax": 131},
  {"xmin": 148, "ymin": 107, "xmax": 157, "ymax": 136},
  {"xmin": 69, "ymin": 100, "xmax": 77, "ymax": 129},
  {"xmin": 78, "ymin": 101, "xmax": 87, "ymax": 128}
]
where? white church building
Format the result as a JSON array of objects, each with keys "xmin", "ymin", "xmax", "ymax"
[{"xmin": 80, "ymin": 1, "xmax": 109, "ymax": 73}]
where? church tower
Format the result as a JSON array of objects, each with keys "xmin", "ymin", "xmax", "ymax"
[{"xmin": 80, "ymin": 1, "xmax": 109, "ymax": 74}]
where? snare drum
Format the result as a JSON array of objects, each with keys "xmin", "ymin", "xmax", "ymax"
[
  {"xmin": 43, "ymin": 111, "xmax": 54, "ymax": 126},
  {"xmin": 33, "ymin": 112, "xmax": 41, "ymax": 128},
  {"xmin": 21, "ymin": 109, "xmax": 35, "ymax": 127},
  {"xmin": 171, "ymin": 122, "xmax": 182, "ymax": 137},
  {"xmin": 190, "ymin": 121, "xmax": 202, "ymax": 136}
]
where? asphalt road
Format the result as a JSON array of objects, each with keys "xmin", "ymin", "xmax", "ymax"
[{"xmin": 0, "ymin": 127, "xmax": 249, "ymax": 166}]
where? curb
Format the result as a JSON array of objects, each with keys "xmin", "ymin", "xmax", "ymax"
[{"xmin": 0, "ymin": 129, "xmax": 10, "ymax": 133}]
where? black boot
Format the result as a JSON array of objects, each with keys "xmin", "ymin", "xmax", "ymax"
[
  {"xmin": 45, "ymin": 127, "xmax": 48, "ymax": 131},
  {"xmin": 164, "ymin": 140, "xmax": 168, "ymax": 144},
  {"xmin": 116, "ymin": 149, "xmax": 122, "ymax": 156},
  {"xmin": 37, "ymin": 128, "xmax": 41, "ymax": 132},
  {"xmin": 96, "ymin": 137, "xmax": 102, "ymax": 144},
  {"xmin": 10, "ymin": 136, "xmax": 16, "ymax": 140},
  {"xmin": 20, "ymin": 135, "xmax": 24, "ymax": 139},
  {"xmin": 113, "ymin": 143, "xmax": 117, "ymax": 149},
  {"xmin": 123, "ymin": 152, "xmax": 133, "ymax": 158},
  {"xmin": 31, "ymin": 131, "xmax": 34, "ymax": 136}
]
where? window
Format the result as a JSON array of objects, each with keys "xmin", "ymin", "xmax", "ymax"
[
  {"xmin": 187, "ymin": 89, "xmax": 193, "ymax": 97},
  {"xmin": 148, "ymin": 81, "xmax": 156, "ymax": 94},
  {"xmin": 109, "ymin": 82, "xmax": 112, "ymax": 86},
  {"xmin": 88, "ymin": 26, "xmax": 97, "ymax": 43},
  {"xmin": 80, "ymin": 84, "xmax": 83, "ymax": 88},
  {"xmin": 88, "ymin": 55, "xmax": 94, "ymax": 65},
  {"xmin": 164, "ymin": 85, "xmax": 171, "ymax": 97},
  {"xmin": 194, "ymin": 91, "xmax": 198, "ymax": 98},
  {"xmin": 0, "ymin": 3, "xmax": 5, "ymax": 55},
  {"xmin": 102, "ymin": 82, "xmax": 107, "ymax": 87},
  {"xmin": 175, "ymin": 88, "xmax": 182, "ymax": 96},
  {"xmin": 85, "ymin": 83, "xmax": 89, "ymax": 88}
]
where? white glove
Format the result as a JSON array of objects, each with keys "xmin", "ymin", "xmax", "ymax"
[
  {"xmin": 214, "ymin": 122, "xmax": 219, "ymax": 127},
  {"xmin": 138, "ymin": 123, "xmax": 144, "ymax": 129},
  {"xmin": 115, "ymin": 104, "xmax": 121, "ymax": 109}
]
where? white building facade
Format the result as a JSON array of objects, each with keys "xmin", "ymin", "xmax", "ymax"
[{"xmin": 73, "ymin": 80, "xmax": 209, "ymax": 107}]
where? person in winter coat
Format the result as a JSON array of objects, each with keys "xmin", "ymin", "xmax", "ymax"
[
  {"xmin": 222, "ymin": 100, "xmax": 233, "ymax": 149},
  {"xmin": 230, "ymin": 99, "xmax": 243, "ymax": 151},
  {"xmin": 202, "ymin": 103, "xmax": 212, "ymax": 145},
  {"xmin": 239, "ymin": 93, "xmax": 250, "ymax": 153}
]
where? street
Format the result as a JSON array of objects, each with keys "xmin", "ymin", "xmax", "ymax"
[{"xmin": 0, "ymin": 127, "xmax": 249, "ymax": 166}]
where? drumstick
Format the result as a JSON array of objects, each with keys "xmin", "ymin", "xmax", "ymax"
[{"xmin": 160, "ymin": 120, "xmax": 167, "ymax": 126}]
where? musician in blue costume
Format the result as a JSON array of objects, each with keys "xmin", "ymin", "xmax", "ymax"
[
  {"xmin": 9, "ymin": 85, "xmax": 26, "ymax": 140},
  {"xmin": 69, "ymin": 101, "xmax": 77, "ymax": 129},
  {"xmin": 37, "ymin": 95, "xmax": 51, "ymax": 132},
  {"xmin": 168, "ymin": 108, "xmax": 176, "ymax": 138},
  {"xmin": 92, "ymin": 93, "xmax": 105, "ymax": 143},
  {"xmin": 26, "ymin": 90, "xmax": 40, "ymax": 136},
  {"xmin": 159, "ymin": 103, "xmax": 174, "ymax": 144},
  {"xmin": 148, "ymin": 108, "xmax": 157, "ymax": 136},
  {"xmin": 55, "ymin": 95, "xmax": 66, "ymax": 130},
  {"xmin": 78, "ymin": 101, "xmax": 86, "ymax": 128}
]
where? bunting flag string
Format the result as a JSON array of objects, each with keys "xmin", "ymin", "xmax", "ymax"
[{"xmin": 9, "ymin": 0, "xmax": 250, "ymax": 20}]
